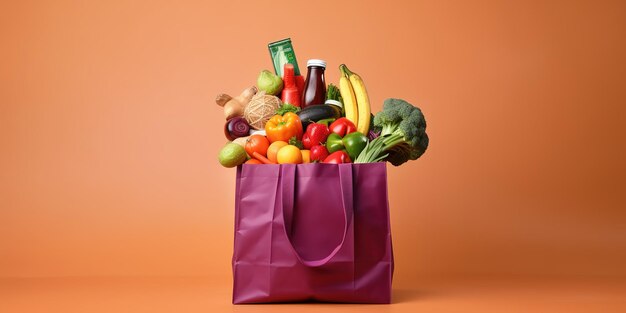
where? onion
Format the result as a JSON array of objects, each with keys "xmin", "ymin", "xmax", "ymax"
[{"xmin": 225, "ymin": 117, "xmax": 251, "ymax": 141}]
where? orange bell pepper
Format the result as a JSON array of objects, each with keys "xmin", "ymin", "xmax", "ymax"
[{"xmin": 265, "ymin": 112, "xmax": 303, "ymax": 143}]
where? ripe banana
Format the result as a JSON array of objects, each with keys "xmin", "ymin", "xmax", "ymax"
[
  {"xmin": 338, "ymin": 64, "xmax": 358, "ymax": 128},
  {"xmin": 340, "ymin": 64, "xmax": 371, "ymax": 135}
]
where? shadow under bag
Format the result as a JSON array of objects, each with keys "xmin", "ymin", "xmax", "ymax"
[{"xmin": 232, "ymin": 163, "xmax": 394, "ymax": 303}]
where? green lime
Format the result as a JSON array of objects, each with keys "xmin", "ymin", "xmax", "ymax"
[{"xmin": 218, "ymin": 142, "xmax": 247, "ymax": 168}]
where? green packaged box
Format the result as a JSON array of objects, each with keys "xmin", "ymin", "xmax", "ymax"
[{"xmin": 268, "ymin": 38, "xmax": 301, "ymax": 77}]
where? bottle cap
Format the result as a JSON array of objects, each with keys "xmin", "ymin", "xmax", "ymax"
[{"xmin": 307, "ymin": 59, "xmax": 326, "ymax": 68}]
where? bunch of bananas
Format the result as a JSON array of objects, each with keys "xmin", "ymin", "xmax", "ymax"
[{"xmin": 338, "ymin": 64, "xmax": 371, "ymax": 135}]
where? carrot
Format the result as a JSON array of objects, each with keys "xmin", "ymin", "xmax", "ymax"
[{"xmin": 252, "ymin": 152, "xmax": 275, "ymax": 164}]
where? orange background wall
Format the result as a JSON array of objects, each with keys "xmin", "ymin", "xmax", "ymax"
[{"xmin": 1, "ymin": 0, "xmax": 625, "ymax": 283}]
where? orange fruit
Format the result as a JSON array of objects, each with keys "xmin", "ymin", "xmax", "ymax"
[
  {"xmin": 301, "ymin": 150, "xmax": 311, "ymax": 163},
  {"xmin": 267, "ymin": 141, "xmax": 288, "ymax": 163},
  {"xmin": 245, "ymin": 158, "xmax": 262, "ymax": 165},
  {"xmin": 276, "ymin": 145, "xmax": 303, "ymax": 164}
]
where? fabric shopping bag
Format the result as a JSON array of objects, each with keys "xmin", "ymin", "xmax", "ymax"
[{"xmin": 232, "ymin": 163, "xmax": 394, "ymax": 303}]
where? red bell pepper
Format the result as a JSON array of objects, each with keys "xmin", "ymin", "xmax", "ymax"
[
  {"xmin": 323, "ymin": 150, "xmax": 352, "ymax": 164},
  {"xmin": 302, "ymin": 122, "xmax": 330, "ymax": 149},
  {"xmin": 310, "ymin": 145, "xmax": 329, "ymax": 162},
  {"xmin": 329, "ymin": 117, "xmax": 357, "ymax": 137}
]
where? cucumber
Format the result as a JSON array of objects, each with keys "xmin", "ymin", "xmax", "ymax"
[{"xmin": 297, "ymin": 105, "xmax": 342, "ymax": 129}]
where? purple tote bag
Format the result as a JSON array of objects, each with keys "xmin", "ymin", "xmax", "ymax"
[{"xmin": 232, "ymin": 163, "xmax": 394, "ymax": 303}]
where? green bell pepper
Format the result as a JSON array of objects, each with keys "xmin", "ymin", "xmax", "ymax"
[
  {"xmin": 326, "ymin": 133, "xmax": 344, "ymax": 154},
  {"xmin": 342, "ymin": 132, "xmax": 368, "ymax": 161}
]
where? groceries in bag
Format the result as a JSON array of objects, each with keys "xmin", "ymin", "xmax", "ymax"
[{"xmin": 216, "ymin": 38, "xmax": 429, "ymax": 167}]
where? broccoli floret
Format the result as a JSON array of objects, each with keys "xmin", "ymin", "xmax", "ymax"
[
  {"xmin": 373, "ymin": 112, "xmax": 398, "ymax": 136},
  {"xmin": 373, "ymin": 98, "xmax": 429, "ymax": 166}
]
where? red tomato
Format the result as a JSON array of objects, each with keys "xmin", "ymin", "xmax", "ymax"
[
  {"xmin": 245, "ymin": 135, "xmax": 270, "ymax": 157},
  {"xmin": 310, "ymin": 145, "xmax": 329, "ymax": 162},
  {"xmin": 245, "ymin": 159, "xmax": 263, "ymax": 165}
]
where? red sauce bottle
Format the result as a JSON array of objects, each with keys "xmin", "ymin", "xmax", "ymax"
[
  {"xmin": 281, "ymin": 63, "xmax": 300, "ymax": 107},
  {"xmin": 301, "ymin": 59, "xmax": 327, "ymax": 109}
]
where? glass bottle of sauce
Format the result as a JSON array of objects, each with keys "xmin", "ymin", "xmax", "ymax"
[{"xmin": 301, "ymin": 59, "xmax": 327, "ymax": 109}]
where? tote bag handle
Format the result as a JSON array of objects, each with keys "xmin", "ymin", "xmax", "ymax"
[{"xmin": 280, "ymin": 164, "xmax": 353, "ymax": 267}]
